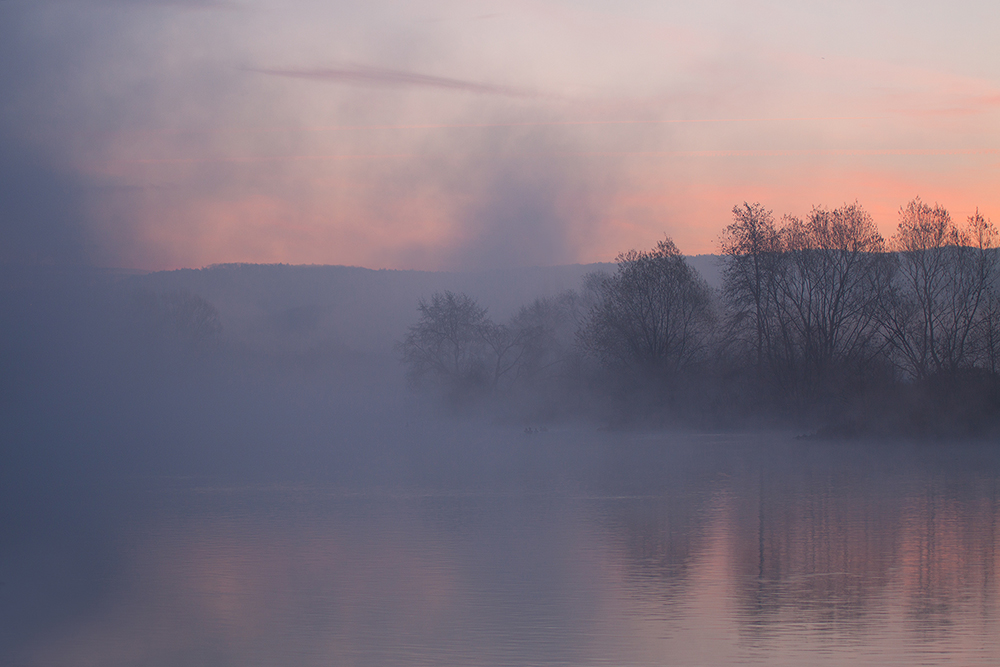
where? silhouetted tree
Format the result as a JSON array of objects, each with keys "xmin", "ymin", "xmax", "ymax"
[
  {"xmin": 879, "ymin": 199, "xmax": 999, "ymax": 378},
  {"xmin": 774, "ymin": 202, "xmax": 890, "ymax": 399},
  {"xmin": 394, "ymin": 199, "xmax": 1000, "ymax": 434},
  {"xmin": 580, "ymin": 237, "xmax": 714, "ymax": 378},
  {"xmin": 479, "ymin": 319, "xmax": 541, "ymax": 390},
  {"xmin": 132, "ymin": 289, "xmax": 222, "ymax": 354},
  {"xmin": 399, "ymin": 291, "xmax": 490, "ymax": 391},
  {"xmin": 977, "ymin": 284, "xmax": 1000, "ymax": 376},
  {"xmin": 508, "ymin": 290, "xmax": 585, "ymax": 383},
  {"xmin": 719, "ymin": 202, "xmax": 783, "ymax": 372},
  {"xmin": 399, "ymin": 290, "xmax": 543, "ymax": 395}
]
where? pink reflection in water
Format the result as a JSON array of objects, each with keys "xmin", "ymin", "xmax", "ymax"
[{"xmin": 20, "ymin": 469, "xmax": 1000, "ymax": 666}]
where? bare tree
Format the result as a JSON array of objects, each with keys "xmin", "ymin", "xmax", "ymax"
[
  {"xmin": 977, "ymin": 287, "xmax": 1000, "ymax": 376},
  {"xmin": 580, "ymin": 237, "xmax": 714, "ymax": 377},
  {"xmin": 399, "ymin": 290, "xmax": 542, "ymax": 394},
  {"xmin": 963, "ymin": 209, "xmax": 1000, "ymax": 370},
  {"xmin": 398, "ymin": 291, "xmax": 489, "ymax": 390},
  {"xmin": 719, "ymin": 202, "xmax": 783, "ymax": 371},
  {"xmin": 880, "ymin": 199, "xmax": 998, "ymax": 378},
  {"xmin": 774, "ymin": 202, "xmax": 890, "ymax": 395},
  {"xmin": 508, "ymin": 290, "xmax": 584, "ymax": 382},
  {"xmin": 132, "ymin": 290, "xmax": 222, "ymax": 354},
  {"xmin": 479, "ymin": 319, "xmax": 542, "ymax": 390}
]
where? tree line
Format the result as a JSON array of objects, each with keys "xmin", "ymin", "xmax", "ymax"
[{"xmin": 399, "ymin": 198, "xmax": 1000, "ymax": 435}]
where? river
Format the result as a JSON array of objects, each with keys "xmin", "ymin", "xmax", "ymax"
[{"xmin": 4, "ymin": 430, "xmax": 1000, "ymax": 665}]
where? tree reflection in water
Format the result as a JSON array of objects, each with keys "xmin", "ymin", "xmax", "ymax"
[{"xmin": 7, "ymin": 434, "xmax": 1000, "ymax": 666}]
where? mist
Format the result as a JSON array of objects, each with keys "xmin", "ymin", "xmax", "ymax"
[
  {"xmin": 4, "ymin": 0, "xmax": 1000, "ymax": 663},
  {"xmin": 4, "ymin": 196, "xmax": 997, "ymax": 497},
  {"xmin": 6, "ymin": 200, "xmax": 1000, "ymax": 664},
  {"xmin": 3, "ymin": 0, "xmax": 997, "ymax": 270}
]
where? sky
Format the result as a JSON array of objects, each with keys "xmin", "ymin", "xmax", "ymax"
[{"xmin": 1, "ymin": 0, "xmax": 998, "ymax": 271}]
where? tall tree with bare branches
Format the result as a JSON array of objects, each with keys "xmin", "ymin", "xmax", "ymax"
[
  {"xmin": 879, "ymin": 199, "xmax": 999, "ymax": 378},
  {"xmin": 719, "ymin": 202, "xmax": 784, "ymax": 372},
  {"xmin": 580, "ymin": 237, "xmax": 714, "ymax": 378},
  {"xmin": 773, "ymin": 202, "xmax": 891, "ymax": 396}
]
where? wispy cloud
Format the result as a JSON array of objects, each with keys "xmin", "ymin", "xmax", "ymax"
[
  {"xmin": 96, "ymin": 0, "xmax": 240, "ymax": 8},
  {"xmin": 3, "ymin": 0, "xmax": 997, "ymax": 269},
  {"xmin": 247, "ymin": 64, "xmax": 550, "ymax": 99},
  {"xmin": 11, "ymin": 0, "xmax": 242, "ymax": 7}
]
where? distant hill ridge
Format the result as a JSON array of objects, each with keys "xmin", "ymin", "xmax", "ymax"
[
  {"xmin": 1, "ymin": 257, "xmax": 722, "ymax": 354},
  {"xmin": 150, "ymin": 257, "xmax": 722, "ymax": 353}
]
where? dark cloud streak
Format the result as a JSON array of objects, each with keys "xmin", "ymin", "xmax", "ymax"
[
  {"xmin": 16, "ymin": 0, "xmax": 240, "ymax": 8},
  {"xmin": 102, "ymin": 0, "xmax": 241, "ymax": 9},
  {"xmin": 249, "ymin": 64, "xmax": 549, "ymax": 99}
]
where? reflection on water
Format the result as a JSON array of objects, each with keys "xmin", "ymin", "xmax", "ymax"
[{"xmin": 6, "ymin": 434, "xmax": 1000, "ymax": 665}]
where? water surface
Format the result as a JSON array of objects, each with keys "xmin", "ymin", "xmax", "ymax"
[{"xmin": 4, "ymin": 431, "xmax": 1000, "ymax": 665}]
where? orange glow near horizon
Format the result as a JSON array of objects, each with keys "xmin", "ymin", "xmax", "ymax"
[
  {"xmin": 86, "ymin": 144, "xmax": 1000, "ymax": 271},
  {"xmin": 17, "ymin": 0, "xmax": 994, "ymax": 271}
]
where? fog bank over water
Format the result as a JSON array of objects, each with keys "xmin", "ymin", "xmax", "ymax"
[
  {"xmin": 5, "ymin": 257, "xmax": 1000, "ymax": 665},
  {"xmin": 0, "ymin": 260, "xmax": 652, "ymax": 482},
  {"xmin": 135, "ymin": 262, "xmax": 617, "ymax": 353},
  {"xmin": 137, "ymin": 256, "xmax": 721, "ymax": 350}
]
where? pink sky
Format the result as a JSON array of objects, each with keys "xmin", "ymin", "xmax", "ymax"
[{"xmin": 7, "ymin": 0, "xmax": 998, "ymax": 270}]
